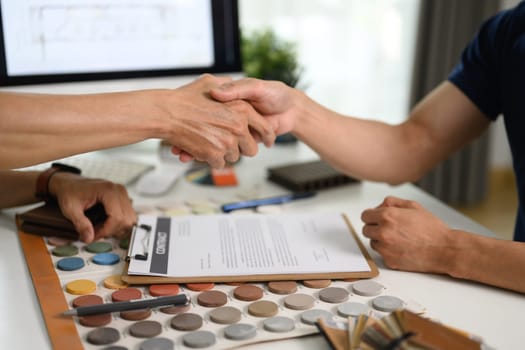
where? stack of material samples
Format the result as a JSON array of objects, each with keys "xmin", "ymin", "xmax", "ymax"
[{"xmin": 316, "ymin": 309, "xmax": 488, "ymax": 350}]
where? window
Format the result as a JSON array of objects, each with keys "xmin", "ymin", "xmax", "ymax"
[{"xmin": 239, "ymin": 0, "xmax": 420, "ymax": 124}]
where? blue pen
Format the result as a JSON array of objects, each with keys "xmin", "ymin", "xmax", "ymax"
[{"xmin": 221, "ymin": 191, "xmax": 317, "ymax": 212}]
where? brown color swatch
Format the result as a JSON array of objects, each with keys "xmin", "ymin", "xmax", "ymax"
[
  {"xmin": 268, "ymin": 281, "xmax": 297, "ymax": 294},
  {"xmin": 209, "ymin": 306, "xmax": 242, "ymax": 324},
  {"xmin": 170, "ymin": 313, "xmax": 203, "ymax": 331},
  {"xmin": 111, "ymin": 287, "xmax": 142, "ymax": 302},
  {"xmin": 129, "ymin": 320, "xmax": 162, "ymax": 338},
  {"xmin": 233, "ymin": 285, "xmax": 263, "ymax": 301},
  {"xmin": 197, "ymin": 290, "xmax": 228, "ymax": 307},
  {"xmin": 79, "ymin": 313, "xmax": 112, "ymax": 327},
  {"xmin": 185, "ymin": 282, "xmax": 215, "ymax": 291},
  {"xmin": 120, "ymin": 308, "xmax": 152, "ymax": 321},
  {"xmin": 160, "ymin": 304, "xmax": 191, "ymax": 315},
  {"xmin": 303, "ymin": 279, "xmax": 331, "ymax": 289},
  {"xmin": 248, "ymin": 300, "xmax": 279, "ymax": 318},
  {"xmin": 149, "ymin": 284, "xmax": 180, "ymax": 296},
  {"xmin": 72, "ymin": 294, "xmax": 103, "ymax": 308},
  {"xmin": 283, "ymin": 293, "xmax": 315, "ymax": 310}
]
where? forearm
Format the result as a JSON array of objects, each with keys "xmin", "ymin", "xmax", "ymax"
[
  {"xmin": 0, "ymin": 90, "xmax": 166, "ymax": 169},
  {"xmin": 291, "ymin": 90, "xmax": 428, "ymax": 184},
  {"xmin": 0, "ymin": 170, "xmax": 40, "ymax": 208},
  {"xmin": 446, "ymin": 230, "xmax": 525, "ymax": 293}
]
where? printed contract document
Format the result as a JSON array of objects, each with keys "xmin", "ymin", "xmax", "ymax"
[{"xmin": 127, "ymin": 213, "xmax": 376, "ymax": 279}]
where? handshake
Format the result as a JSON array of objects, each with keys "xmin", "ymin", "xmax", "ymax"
[{"xmin": 158, "ymin": 74, "xmax": 297, "ymax": 169}]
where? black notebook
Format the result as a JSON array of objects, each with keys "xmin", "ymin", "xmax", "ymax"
[{"xmin": 267, "ymin": 160, "xmax": 359, "ymax": 192}]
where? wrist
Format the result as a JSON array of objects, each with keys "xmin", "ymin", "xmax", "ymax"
[
  {"xmin": 292, "ymin": 90, "xmax": 328, "ymax": 138},
  {"xmin": 35, "ymin": 163, "xmax": 81, "ymax": 201},
  {"xmin": 440, "ymin": 229, "xmax": 470, "ymax": 278},
  {"xmin": 145, "ymin": 89, "xmax": 184, "ymax": 140}
]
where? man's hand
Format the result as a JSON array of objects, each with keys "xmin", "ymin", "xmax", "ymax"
[
  {"xmin": 210, "ymin": 77, "xmax": 300, "ymax": 136},
  {"xmin": 163, "ymin": 75, "xmax": 276, "ymax": 168},
  {"xmin": 49, "ymin": 173, "xmax": 136, "ymax": 243},
  {"xmin": 361, "ymin": 196, "xmax": 455, "ymax": 274}
]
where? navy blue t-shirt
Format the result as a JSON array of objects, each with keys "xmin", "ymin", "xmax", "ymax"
[{"xmin": 448, "ymin": 1, "xmax": 525, "ymax": 242}]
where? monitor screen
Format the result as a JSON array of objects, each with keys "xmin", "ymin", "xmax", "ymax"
[{"xmin": 0, "ymin": 0, "xmax": 241, "ymax": 86}]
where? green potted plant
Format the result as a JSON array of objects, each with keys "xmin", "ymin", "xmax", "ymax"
[{"xmin": 241, "ymin": 29, "xmax": 304, "ymax": 143}]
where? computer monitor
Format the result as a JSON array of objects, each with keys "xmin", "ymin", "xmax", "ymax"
[{"xmin": 0, "ymin": 0, "xmax": 241, "ymax": 89}]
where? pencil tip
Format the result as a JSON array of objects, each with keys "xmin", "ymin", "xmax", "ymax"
[{"xmin": 62, "ymin": 309, "xmax": 76, "ymax": 316}]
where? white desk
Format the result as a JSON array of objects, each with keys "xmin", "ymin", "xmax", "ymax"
[{"xmin": 0, "ymin": 141, "xmax": 523, "ymax": 350}]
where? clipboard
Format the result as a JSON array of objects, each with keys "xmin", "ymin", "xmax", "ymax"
[{"xmin": 121, "ymin": 213, "xmax": 378, "ymax": 284}]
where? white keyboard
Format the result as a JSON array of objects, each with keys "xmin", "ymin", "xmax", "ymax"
[{"xmin": 20, "ymin": 156, "xmax": 154, "ymax": 185}]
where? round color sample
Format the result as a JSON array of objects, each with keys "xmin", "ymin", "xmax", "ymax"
[
  {"xmin": 72, "ymin": 294, "xmax": 103, "ymax": 308},
  {"xmin": 233, "ymin": 285, "xmax": 263, "ymax": 301},
  {"xmin": 352, "ymin": 280, "xmax": 384, "ymax": 296},
  {"xmin": 263, "ymin": 316, "xmax": 296, "ymax": 333},
  {"xmin": 319, "ymin": 287, "xmax": 350, "ymax": 304},
  {"xmin": 267, "ymin": 281, "xmax": 297, "ymax": 294},
  {"xmin": 283, "ymin": 293, "xmax": 315, "ymax": 310},
  {"xmin": 247, "ymin": 300, "xmax": 279, "ymax": 317},
  {"xmin": 57, "ymin": 257, "xmax": 85, "ymax": 271},
  {"xmin": 111, "ymin": 287, "xmax": 142, "ymax": 302},
  {"xmin": 185, "ymin": 282, "xmax": 214, "ymax": 291},
  {"xmin": 47, "ymin": 236, "xmax": 73, "ymax": 246},
  {"xmin": 149, "ymin": 284, "xmax": 180, "ymax": 296},
  {"xmin": 119, "ymin": 237, "xmax": 130, "ymax": 250},
  {"xmin": 85, "ymin": 241, "xmax": 113, "ymax": 253},
  {"xmin": 224, "ymin": 323, "xmax": 257, "ymax": 341},
  {"xmin": 52, "ymin": 245, "xmax": 79, "ymax": 257},
  {"xmin": 129, "ymin": 320, "xmax": 163, "ymax": 338},
  {"xmin": 99, "ymin": 346, "xmax": 127, "ymax": 350},
  {"xmin": 160, "ymin": 304, "xmax": 191, "ymax": 315},
  {"xmin": 337, "ymin": 302, "xmax": 369, "ymax": 317},
  {"xmin": 140, "ymin": 337, "xmax": 174, "ymax": 350},
  {"xmin": 170, "ymin": 313, "xmax": 203, "ymax": 331},
  {"xmin": 302, "ymin": 279, "xmax": 331, "ymax": 289},
  {"xmin": 182, "ymin": 330, "xmax": 216, "ymax": 348},
  {"xmin": 209, "ymin": 306, "xmax": 242, "ymax": 324},
  {"xmin": 86, "ymin": 327, "xmax": 120, "ymax": 345},
  {"xmin": 371, "ymin": 295, "xmax": 404, "ymax": 312},
  {"xmin": 79, "ymin": 313, "xmax": 112, "ymax": 327},
  {"xmin": 121, "ymin": 308, "xmax": 152, "ymax": 321},
  {"xmin": 104, "ymin": 275, "xmax": 129, "ymax": 290},
  {"xmin": 197, "ymin": 290, "xmax": 228, "ymax": 307},
  {"xmin": 65, "ymin": 279, "xmax": 97, "ymax": 295},
  {"xmin": 300, "ymin": 309, "xmax": 334, "ymax": 325},
  {"xmin": 92, "ymin": 252, "xmax": 120, "ymax": 266}
]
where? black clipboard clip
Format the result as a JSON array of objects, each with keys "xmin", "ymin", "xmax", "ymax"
[{"xmin": 126, "ymin": 223, "xmax": 152, "ymax": 262}]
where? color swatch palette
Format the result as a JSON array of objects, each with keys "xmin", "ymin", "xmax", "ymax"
[{"xmin": 21, "ymin": 199, "xmax": 426, "ymax": 350}]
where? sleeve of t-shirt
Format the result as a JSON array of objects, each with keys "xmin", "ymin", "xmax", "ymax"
[{"xmin": 448, "ymin": 10, "xmax": 511, "ymax": 121}]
